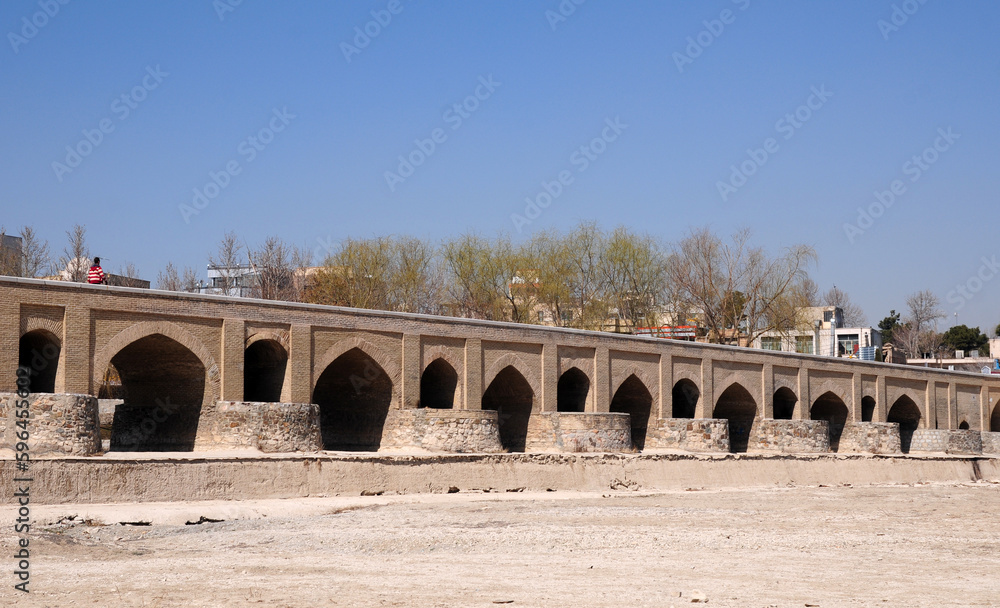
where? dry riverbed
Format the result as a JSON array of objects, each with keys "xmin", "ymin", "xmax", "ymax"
[{"xmin": 4, "ymin": 482, "xmax": 1000, "ymax": 607}]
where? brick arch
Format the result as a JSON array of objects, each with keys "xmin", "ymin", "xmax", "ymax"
[
  {"xmin": 611, "ymin": 364, "xmax": 658, "ymax": 403},
  {"xmin": 484, "ymin": 353, "xmax": 541, "ymax": 399},
  {"xmin": 20, "ymin": 317, "xmax": 63, "ymax": 342},
  {"xmin": 808, "ymin": 380, "xmax": 852, "ymax": 417},
  {"xmin": 92, "ymin": 321, "xmax": 221, "ymax": 401},
  {"xmin": 422, "ymin": 345, "xmax": 463, "ymax": 377},
  {"xmin": 246, "ymin": 329, "xmax": 290, "ymax": 351},
  {"xmin": 313, "ymin": 336, "xmax": 402, "ymax": 407},
  {"xmin": 885, "ymin": 385, "xmax": 926, "ymax": 421}
]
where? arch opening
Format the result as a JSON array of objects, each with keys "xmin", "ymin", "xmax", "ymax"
[
  {"xmin": 610, "ymin": 375, "xmax": 653, "ymax": 451},
  {"xmin": 108, "ymin": 333, "xmax": 206, "ymax": 451},
  {"xmin": 811, "ymin": 392, "xmax": 849, "ymax": 452},
  {"xmin": 671, "ymin": 379, "xmax": 699, "ymax": 418},
  {"xmin": 244, "ymin": 339, "xmax": 287, "ymax": 402},
  {"xmin": 887, "ymin": 396, "xmax": 922, "ymax": 454},
  {"xmin": 861, "ymin": 396, "xmax": 876, "ymax": 423},
  {"xmin": 713, "ymin": 383, "xmax": 757, "ymax": 453},
  {"xmin": 18, "ymin": 330, "xmax": 60, "ymax": 394},
  {"xmin": 773, "ymin": 387, "xmax": 797, "ymax": 420},
  {"xmin": 482, "ymin": 366, "xmax": 533, "ymax": 452},
  {"xmin": 420, "ymin": 358, "xmax": 458, "ymax": 409},
  {"xmin": 313, "ymin": 347, "xmax": 392, "ymax": 451},
  {"xmin": 557, "ymin": 367, "xmax": 590, "ymax": 413},
  {"xmin": 992, "ymin": 403, "xmax": 1000, "ymax": 433},
  {"xmin": 958, "ymin": 421, "xmax": 970, "ymax": 430}
]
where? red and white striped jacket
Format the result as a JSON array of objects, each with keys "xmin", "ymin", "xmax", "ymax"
[{"xmin": 88, "ymin": 265, "xmax": 106, "ymax": 284}]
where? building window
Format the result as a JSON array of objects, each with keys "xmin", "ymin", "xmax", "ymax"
[
  {"xmin": 538, "ymin": 311, "xmax": 546, "ymax": 323},
  {"xmin": 838, "ymin": 334, "xmax": 860, "ymax": 356},
  {"xmin": 823, "ymin": 311, "xmax": 833, "ymax": 323},
  {"xmin": 761, "ymin": 337, "xmax": 782, "ymax": 351},
  {"xmin": 796, "ymin": 336, "xmax": 814, "ymax": 354}
]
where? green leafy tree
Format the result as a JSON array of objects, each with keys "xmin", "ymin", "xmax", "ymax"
[
  {"xmin": 940, "ymin": 325, "xmax": 988, "ymax": 356},
  {"xmin": 878, "ymin": 310, "xmax": 901, "ymax": 345}
]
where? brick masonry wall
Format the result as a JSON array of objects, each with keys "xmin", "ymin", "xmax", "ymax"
[
  {"xmin": 1, "ymin": 392, "xmax": 101, "ymax": 456},
  {"xmin": 525, "ymin": 412, "xmax": 631, "ymax": 453},
  {"xmin": 839, "ymin": 423, "xmax": 901, "ymax": 455},
  {"xmin": 201, "ymin": 401, "xmax": 322, "ymax": 453},
  {"xmin": 381, "ymin": 409, "xmax": 503, "ymax": 454},
  {"xmin": 982, "ymin": 431, "xmax": 1000, "ymax": 455},
  {"xmin": 749, "ymin": 420, "xmax": 830, "ymax": 454},
  {"xmin": 909, "ymin": 429, "xmax": 983, "ymax": 455},
  {"xmin": 645, "ymin": 419, "xmax": 730, "ymax": 453}
]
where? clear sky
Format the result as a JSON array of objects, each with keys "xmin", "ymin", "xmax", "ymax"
[{"xmin": 2, "ymin": 1, "xmax": 998, "ymax": 332}]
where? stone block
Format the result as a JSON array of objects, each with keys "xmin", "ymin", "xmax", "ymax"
[
  {"xmin": 1, "ymin": 392, "xmax": 101, "ymax": 456},
  {"xmin": 749, "ymin": 419, "xmax": 830, "ymax": 454},
  {"xmin": 380, "ymin": 408, "xmax": 503, "ymax": 453},
  {"xmin": 525, "ymin": 412, "xmax": 631, "ymax": 453},
  {"xmin": 644, "ymin": 418, "xmax": 730, "ymax": 453},
  {"xmin": 839, "ymin": 423, "xmax": 901, "ymax": 455},
  {"xmin": 198, "ymin": 401, "xmax": 322, "ymax": 452}
]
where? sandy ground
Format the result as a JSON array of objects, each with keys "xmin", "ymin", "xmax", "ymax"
[{"xmin": 4, "ymin": 481, "xmax": 1000, "ymax": 608}]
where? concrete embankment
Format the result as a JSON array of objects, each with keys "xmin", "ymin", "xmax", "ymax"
[{"xmin": 3, "ymin": 451, "xmax": 999, "ymax": 504}]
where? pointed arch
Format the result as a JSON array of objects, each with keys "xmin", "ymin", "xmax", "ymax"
[
  {"xmin": 313, "ymin": 336, "xmax": 402, "ymax": 407},
  {"xmin": 420, "ymin": 357, "xmax": 459, "ymax": 409},
  {"xmin": 18, "ymin": 329, "xmax": 61, "ymax": 393},
  {"xmin": 610, "ymin": 374, "xmax": 653, "ymax": 450},
  {"xmin": 811, "ymin": 391, "xmax": 849, "ymax": 452},
  {"xmin": 773, "ymin": 387, "xmax": 797, "ymax": 420},
  {"xmin": 888, "ymin": 395, "xmax": 922, "ymax": 454},
  {"xmin": 557, "ymin": 367, "xmax": 590, "ymax": 412},
  {"xmin": 482, "ymin": 365, "xmax": 534, "ymax": 452},
  {"xmin": 714, "ymin": 382, "xmax": 758, "ymax": 453},
  {"xmin": 671, "ymin": 379, "xmax": 700, "ymax": 418},
  {"xmin": 93, "ymin": 321, "xmax": 220, "ymax": 402},
  {"xmin": 484, "ymin": 353, "xmax": 541, "ymax": 400}
]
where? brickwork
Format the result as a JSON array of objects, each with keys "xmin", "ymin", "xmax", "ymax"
[
  {"xmin": 839, "ymin": 423, "xmax": 901, "ymax": 455},
  {"xmin": 381, "ymin": 409, "xmax": 503, "ymax": 453},
  {"xmin": 1, "ymin": 392, "xmax": 100, "ymax": 455},
  {"xmin": 644, "ymin": 418, "xmax": 730, "ymax": 453},
  {"xmin": 2, "ymin": 277, "xmax": 1000, "ymax": 457},
  {"xmin": 201, "ymin": 401, "xmax": 322, "ymax": 452},
  {"xmin": 749, "ymin": 419, "xmax": 830, "ymax": 454},
  {"xmin": 525, "ymin": 412, "xmax": 631, "ymax": 453}
]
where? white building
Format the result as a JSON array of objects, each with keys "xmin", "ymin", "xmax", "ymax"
[{"xmin": 751, "ymin": 306, "xmax": 882, "ymax": 360}]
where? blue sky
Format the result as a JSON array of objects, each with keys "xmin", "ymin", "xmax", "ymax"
[{"xmin": 2, "ymin": 1, "xmax": 998, "ymax": 332}]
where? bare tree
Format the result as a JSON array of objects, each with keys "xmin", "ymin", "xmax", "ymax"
[
  {"xmin": 668, "ymin": 227, "xmax": 816, "ymax": 345},
  {"xmin": 823, "ymin": 286, "xmax": 867, "ymax": 326},
  {"xmin": 208, "ymin": 231, "xmax": 244, "ymax": 295},
  {"xmin": 899, "ymin": 290, "xmax": 944, "ymax": 356},
  {"xmin": 60, "ymin": 224, "xmax": 90, "ymax": 282},
  {"xmin": 181, "ymin": 267, "xmax": 200, "ymax": 292},
  {"xmin": 599, "ymin": 226, "xmax": 668, "ymax": 333},
  {"xmin": 249, "ymin": 236, "xmax": 295, "ymax": 300},
  {"xmin": 157, "ymin": 262, "xmax": 182, "ymax": 291},
  {"xmin": 389, "ymin": 236, "xmax": 443, "ymax": 314},
  {"xmin": 19, "ymin": 226, "xmax": 50, "ymax": 277}
]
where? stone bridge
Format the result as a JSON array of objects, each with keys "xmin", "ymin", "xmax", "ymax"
[{"xmin": 2, "ymin": 277, "xmax": 999, "ymax": 457}]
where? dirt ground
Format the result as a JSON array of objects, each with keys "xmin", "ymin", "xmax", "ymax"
[{"xmin": 5, "ymin": 481, "xmax": 1000, "ymax": 607}]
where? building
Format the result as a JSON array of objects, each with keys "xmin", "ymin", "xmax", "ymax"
[
  {"xmin": 751, "ymin": 306, "xmax": 883, "ymax": 360},
  {"xmin": 0, "ymin": 234, "xmax": 22, "ymax": 276}
]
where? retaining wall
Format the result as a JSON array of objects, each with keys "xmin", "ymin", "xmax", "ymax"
[
  {"xmin": 381, "ymin": 409, "xmax": 503, "ymax": 453},
  {"xmin": 1, "ymin": 393, "xmax": 101, "ymax": 456},
  {"xmin": 982, "ymin": 431, "xmax": 1000, "ymax": 455},
  {"xmin": 839, "ymin": 423, "xmax": 902, "ymax": 455},
  {"xmin": 749, "ymin": 420, "xmax": 829, "ymax": 454},
  {"xmin": 644, "ymin": 419, "xmax": 730, "ymax": 453},
  {"xmin": 200, "ymin": 401, "xmax": 322, "ymax": 453},
  {"xmin": 525, "ymin": 412, "xmax": 631, "ymax": 453},
  {"xmin": 909, "ymin": 429, "xmax": 983, "ymax": 455}
]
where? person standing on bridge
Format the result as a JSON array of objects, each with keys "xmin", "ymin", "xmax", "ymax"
[{"xmin": 87, "ymin": 257, "xmax": 107, "ymax": 285}]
